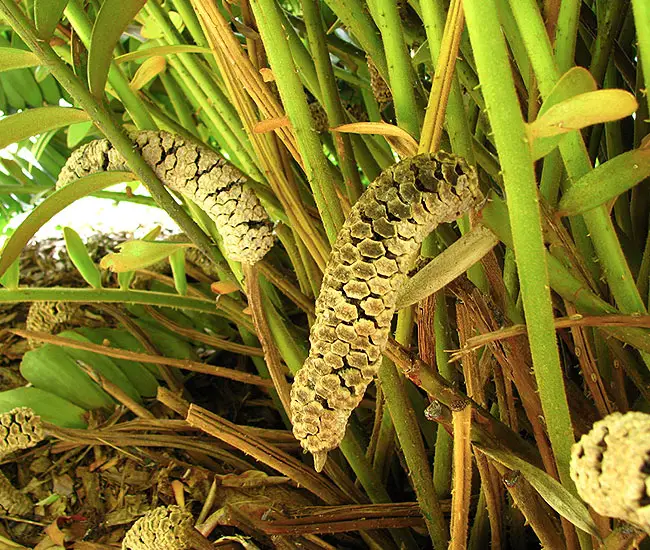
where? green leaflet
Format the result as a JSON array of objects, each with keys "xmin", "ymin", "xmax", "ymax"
[
  {"xmin": 0, "ymin": 387, "xmax": 87, "ymax": 428},
  {"xmin": 21, "ymin": 344, "xmax": 114, "ymax": 410}
]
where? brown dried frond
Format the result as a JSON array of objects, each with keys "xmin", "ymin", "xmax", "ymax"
[
  {"xmin": 571, "ymin": 412, "xmax": 650, "ymax": 533},
  {"xmin": 290, "ymin": 152, "xmax": 483, "ymax": 470},
  {"xmin": 58, "ymin": 131, "xmax": 275, "ymax": 265}
]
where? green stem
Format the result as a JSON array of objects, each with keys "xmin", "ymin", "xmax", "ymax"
[
  {"xmin": 0, "ymin": 287, "xmax": 218, "ymax": 314},
  {"xmin": 380, "ymin": 309, "xmax": 448, "ymax": 547},
  {"xmin": 507, "ymin": 0, "xmax": 650, "ymax": 371},
  {"xmin": 632, "ymin": 0, "xmax": 650, "ymax": 93},
  {"xmin": 300, "ymin": 0, "xmax": 364, "ymax": 202},
  {"xmin": 250, "ymin": 0, "xmax": 345, "ymax": 243},
  {"xmin": 373, "ymin": 0, "xmax": 421, "ymax": 138},
  {"xmin": 465, "ymin": 0, "xmax": 576, "ymax": 506},
  {"xmin": 554, "ymin": 0, "xmax": 580, "ymax": 72}
]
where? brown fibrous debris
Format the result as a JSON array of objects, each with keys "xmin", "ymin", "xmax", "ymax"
[
  {"xmin": 122, "ymin": 505, "xmax": 196, "ymax": 550},
  {"xmin": 571, "ymin": 411, "xmax": 650, "ymax": 533},
  {"xmin": 290, "ymin": 152, "xmax": 483, "ymax": 470},
  {"xmin": 58, "ymin": 131, "xmax": 275, "ymax": 265},
  {"xmin": 367, "ymin": 56, "xmax": 392, "ymax": 108}
]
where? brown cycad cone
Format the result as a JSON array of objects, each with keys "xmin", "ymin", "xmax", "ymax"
[{"xmin": 571, "ymin": 411, "xmax": 650, "ymax": 533}]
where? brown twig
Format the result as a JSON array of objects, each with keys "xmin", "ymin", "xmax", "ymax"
[{"xmin": 7, "ymin": 329, "xmax": 273, "ymax": 387}]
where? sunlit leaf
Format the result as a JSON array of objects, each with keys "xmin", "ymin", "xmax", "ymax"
[
  {"xmin": 35, "ymin": 0, "xmax": 69, "ymax": 39},
  {"xmin": 211, "ymin": 281, "xmax": 241, "ymax": 294},
  {"xmin": 169, "ymin": 248, "xmax": 187, "ymax": 296},
  {"xmin": 100, "ymin": 240, "xmax": 195, "ymax": 273},
  {"xmin": 63, "ymin": 227, "xmax": 102, "ymax": 288},
  {"xmin": 529, "ymin": 90, "xmax": 638, "ymax": 139},
  {"xmin": 332, "ymin": 121, "xmax": 418, "ymax": 157},
  {"xmin": 558, "ymin": 148, "xmax": 650, "ymax": 216},
  {"xmin": 115, "ymin": 45, "xmax": 210, "ymax": 64},
  {"xmin": 0, "ymin": 257, "xmax": 19, "ymax": 289},
  {"xmin": 129, "ymin": 55, "xmax": 166, "ymax": 90},
  {"xmin": 67, "ymin": 120, "xmax": 94, "ymax": 148},
  {"xmin": 0, "ymin": 107, "xmax": 90, "ymax": 150},
  {"xmin": 0, "ymin": 172, "xmax": 134, "ymax": 278},
  {"xmin": 0, "ymin": 47, "xmax": 39, "ymax": 72},
  {"xmin": 475, "ymin": 444, "xmax": 600, "ymax": 537},
  {"xmin": 87, "ymin": 0, "xmax": 147, "ymax": 97}
]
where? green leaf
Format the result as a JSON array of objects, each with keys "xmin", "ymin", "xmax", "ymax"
[
  {"xmin": 100, "ymin": 240, "xmax": 194, "ymax": 273},
  {"xmin": 0, "ymin": 387, "xmax": 87, "ymax": 428},
  {"xmin": 118, "ymin": 270, "xmax": 136, "ymax": 291},
  {"xmin": 57, "ymin": 331, "xmax": 143, "ymax": 404},
  {"xmin": 63, "ymin": 227, "xmax": 102, "ymax": 288},
  {"xmin": 129, "ymin": 55, "xmax": 166, "ymax": 91},
  {"xmin": 0, "ymin": 47, "xmax": 39, "ymax": 72},
  {"xmin": 0, "ymin": 171, "xmax": 134, "ymax": 279},
  {"xmin": 558, "ymin": 148, "xmax": 650, "ymax": 216},
  {"xmin": 87, "ymin": 0, "xmax": 147, "ymax": 97},
  {"xmin": 35, "ymin": 0, "xmax": 70, "ymax": 39},
  {"xmin": 169, "ymin": 248, "xmax": 187, "ymax": 296},
  {"xmin": 531, "ymin": 68, "xmax": 597, "ymax": 160},
  {"xmin": 0, "ymin": 107, "xmax": 90, "ymax": 150},
  {"xmin": 67, "ymin": 120, "xmax": 94, "ymax": 149},
  {"xmin": 529, "ymin": 89, "xmax": 638, "ymax": 139},
  {"xmin": 0, "ymin": 257, "xmax": 19, "ymax": 289},
  {"xmin": 114, "ymin": 45, "xmax": 210, "ymax": 65},
  {"xmin": 21, "ymin": 344, "xmax": 114, "ymax": 410},
  {"xmin": 74, "ymin": 327, "xmax": 159, "ymax": 398},
  {"xmin": 475, "ymin": 444, "xmax": 600, "ymax": 538},
  {"xmin": 395, "ymin": 225, "xmax": 499, "ymax": 310}
]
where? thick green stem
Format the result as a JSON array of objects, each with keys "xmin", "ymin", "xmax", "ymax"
[
  {"xmin": 465, "ymin": 0, "xmax": 576, "ymax": 505},
  {"xmin": 250, "ymin": 0, "xmax": 345, "ymax": 243},
  {"xmin": 373, "ymin": 0, "xmax": 421, "ymax": 138}
]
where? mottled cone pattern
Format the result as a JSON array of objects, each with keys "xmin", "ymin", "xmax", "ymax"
[
  {"xmin": 0, "ymin": 407, "xmax": 43, "ymax": 457},
  {"xmin": 571, "ymin": 412, "xmax": 650, "ymax": 533},
  {"xmin": 367, "ymin": 56, "xmax": 392, "ymax": 108},
  {"xmin": 0, "ymin": 471, "xmax": 32, "ymax": 516},
  {"xmin": 308, "ymin": 102, "xmax": 330, "ymax": 133},
  {"xmin": 26, "ymin": 301, "xmax": 81, "ymax": 349},
  {"xmin": 290, "ymin": 152, "xmax": 482, "ymax": 470},
  {"xmin": 58, "ymin": 131, "xmax": 275, "ymax": 264},
  {"xmin": 122, "ymin": 505, "xmax": 194, "ymax": 550}
]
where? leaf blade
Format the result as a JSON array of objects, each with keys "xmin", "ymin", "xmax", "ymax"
[
  {"xmin": 0, "ymin": 171, "xmax": 135, "ymax": 278},
  {"xmin": 87, "ymin": 0, "xmax": 147, "ymax": 97},
  {"xmin": 0, "ymin": 107, "xmax": 90, "ymax": 150}
]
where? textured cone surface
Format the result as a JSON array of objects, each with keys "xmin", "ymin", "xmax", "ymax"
[
  {"xmin": 290, "ymin": 152, "xmax": 482, "ymax": 467},
  {"xmin": 0, "ymin": 471, "xmax": 32, "ymax": 516},
  {"xmin": 25, "ymin": 301, "xmax": 82, "ymax": 349},
  {"xmin": 58, "ymin": 131, "xmax": 275, "ymax": 264},
  {"xmin": 122, "ymin": 505, "xmax": 194, "ymax": 550},
  {"xmin": 571, "ymin": 412, "xmax": 650, "ymax": 533},
  {"xmin": 367, "ymin": 56, "xmax": 392, "ymax": 107},
  {"xmin": 0, "ymin": 407, "xmax": 43, "ymax": 457}
]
